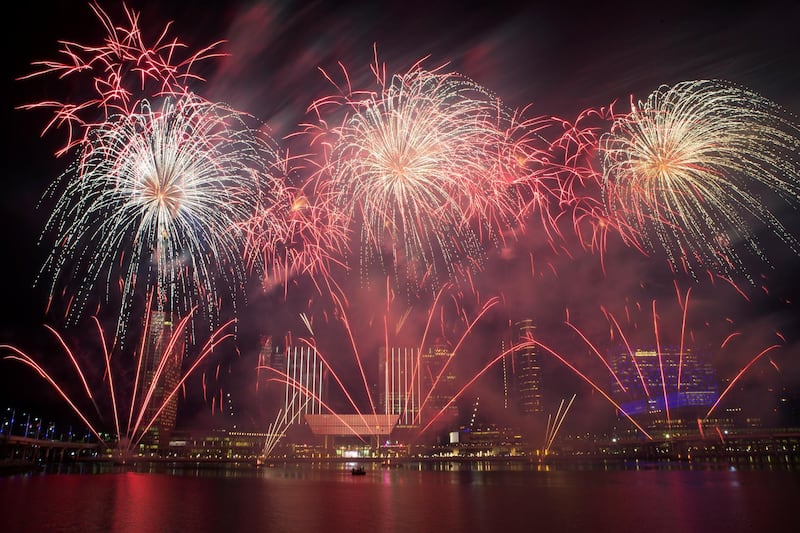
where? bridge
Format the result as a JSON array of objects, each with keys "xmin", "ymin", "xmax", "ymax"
[{"xmin": 0, "ymin": 434, "xmax": 99, "ymax": 464}]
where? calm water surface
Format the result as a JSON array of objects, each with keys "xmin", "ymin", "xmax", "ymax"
[{"xmin": 2, "ymin": 461, "xmax": 798, "ymax": 533}]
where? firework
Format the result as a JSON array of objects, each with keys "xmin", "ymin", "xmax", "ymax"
[
  {"xmin": 526, "ymin": 282, "xmax": 785, "ymax": 440},
  {"xmin": 600, "ymin": 80, "xmax": 800, "ymax": 281},
  {"xmin": 1, "ymin": 311, "xmax": 235, "ymax": 461},
  {"xmin": 18, "ymin": 1, "xmax": 225, "ymax": 156},
  {"xmin": 237, "ymin": 162, "xmax": 350, "ymax": 296},
  {"xmin": 304, "ymin": 55, "xmax": 545, "ymax": 294},
  {"xmin": 543, "ymin": 394, "xmax": 576, "ymax": 454},
  {"xmin": 38, "ymin": 94, "xmax": 275, "ymax": 339},
  {"xmin": 256, "ymin": 277, "xmax": 502, "ymax": 444},
  {"xmin": 537, "ymin": 105, "xmax": 636, "ymax": 263}
]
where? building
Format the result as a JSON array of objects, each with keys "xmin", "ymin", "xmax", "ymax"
[
  {"xmin": 509, "ymin": 319, "xmax": 542, "ymax": 416},
  {"xmin": 420, "ymin": 339, "xmax": 459, "ymax": 427},
  {"xmin": 304, "ymin": 413, "xmax": 400, "ymax": 452},
  {"xmin": 137, "ymin": 310, "xmax": 184, "ymax": 452},
  {"xmin": 609, "ymin": 345, "xmax": 719, "ymax": 434},
  {"xmin": 379, "ymin": 347, "xmax": 422, "ymax": 427},
  {"xmin": 254, "ymin": 335, "xmax": 288, "ymax": 421},
  {"xmin": 283, "ymin": 344, "xmax": 325, "ymax": 423}
]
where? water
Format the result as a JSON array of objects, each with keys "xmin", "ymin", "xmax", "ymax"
[{"xmin": 2, "ymin": 461, "xmax": 798, "ymax": 533}]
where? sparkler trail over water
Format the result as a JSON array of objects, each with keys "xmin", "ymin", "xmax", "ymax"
[
  {"xmin": 38, "ymin": 94, "xmax": 276, "ymax": 339},
  {"xmin": 600, "ymin": 80, "xmax": 800, "ymax": 281}
]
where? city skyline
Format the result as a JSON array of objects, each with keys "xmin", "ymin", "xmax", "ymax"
[{"xmin": 2, "ymin": 0, "xmax": 800, "ymax": 444}]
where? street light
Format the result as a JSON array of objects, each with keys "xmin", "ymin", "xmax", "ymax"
[{"xmin": 1, "ymin": 407, "xmax": 14, "ymax": 435}]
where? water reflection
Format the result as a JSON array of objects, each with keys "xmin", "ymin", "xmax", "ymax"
[
  {"xmin": 29, "ymin": 454, "xmax": 800, "ymax": 479},
  {"xmin": 2, "ymin": 460, "xmax": 798, "ymax": 533}
]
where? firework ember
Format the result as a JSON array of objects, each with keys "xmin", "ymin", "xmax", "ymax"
[
  {"xmin": 38, "ymin": 94, "xmax": 274, "ymax": 338},
  {"xmin": 304, "ymin": 54, "xmax": 555, "ymax": 294},
  {"xmin": 600, "ymin": 80, "xmax": 800, "ymax": 281},
  {"xmin": 17, "ymin": 1, "xmax": 225, "ymax": 157}
]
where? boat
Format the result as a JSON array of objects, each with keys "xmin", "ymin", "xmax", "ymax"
[{"xmin": 351, "ymin": 465, "xmax": 367, "ymax": 476}]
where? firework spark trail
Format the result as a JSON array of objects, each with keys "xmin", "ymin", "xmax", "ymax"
[
  {"xmin": 544, "ymin": 394, "xmax": 576, "ymax": 453},
  {"xmin": 531, "ymin": 105, "xmax": 645, "ymax": 266},
  {"xmin": 18, "ymin": 1, "xmax": 226, "ymax": 156},
  {"xmin": 326, "ymin": 281, "xmax": 378, "ymax": 415},
  {"xmin": 128, "ymin": 299, "xmax": 155, "ymax": 435},
  {"xmin": 601, "ymin": 308, "xmax": 651, "ymax": 397},
  {"xmin": 93, "ymin": 316, "xmax": 121, "ymax": 442},
  {"xmin": 129, "ymin": 317, "xmax": 236, "ymax": 451},
  {"xmin": 130, "ymin": 311, "xmax": 194, "ymax": 437},
  {"xmin": 1, "ymin": 313, "xmax": 235, "ymax": 458},
  {"xmin": 237, "ymin": 158, "xmax": 350, "ymax": 296},
  {"xmin": 405, "ymin": 288, "xmax": 500, "ymax": 425},
  {"xmin": 132, "ymin": 316, "xmax": 235, "ymax": 450},
  {"xmin": 1, "ymin": 345, "xmax": 106, "ymax": 443},
  {"xmin": 565, "ymin": 317, "xmax": 627, "ymax": 392},
  {"xmin": 292, "ymin": 335, "xmax": 375, "ymax": 431},
  {"xmin": 600, "ymin": 80, "xmax": 800, "ymax": 281},
  {"xmin": 38, "ymin": 94, "xmax": 271, "ymax": 340},
  {"xmin": 652, "ymin": 300, "xmax": 672, "ymax": 427},
  {"xmin": 676, "ymin": 286, "xmax": 691, "ymax": 390},
  {"xmin": 303, "ymin": 50, "xmax": 556, "ymax": 294},
  {"xmin": 556, "ymin": 277, "xmax": 790, "ymax": 441},
  {"xmin": 401, "ymin": 284, "xmax": 450, "ymax": 418},
  {"xmin": 703, "ymin": 343, "xmax": 782, "ymax": 421},
  {"xmin": 524, "ymin": 337, "xmax": 654, "ymax": 440},
  {"xmin": 302, "ymin": 271, "xmax": 498, "ymax": 436},
  {"xmin": 262, "ymin": 402, "xmax": 312, "ymax": 458},
  {"xmin": 697, "ymin": 418, "xmax": 706, "ymax": 439},
  {"xmin": 414, "ymin": 344, "xmax": 516, "ymax": 440},
  {"xmin": 258, "ymin": 371, "xmax": 369, "ymax": 445}
]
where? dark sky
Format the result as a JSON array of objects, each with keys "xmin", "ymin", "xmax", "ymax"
[{"xmin": 3, "ymin": 0, "xmax": 800, "ymax": 433}]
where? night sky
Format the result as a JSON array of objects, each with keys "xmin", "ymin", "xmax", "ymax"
[{"xmin": 3, "ymin": 0, "xmax": 800, "ymax": 434}]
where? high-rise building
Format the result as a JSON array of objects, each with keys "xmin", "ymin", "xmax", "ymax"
[
  {"xmin": 283, "ymin": 345, "xmax": 324, "ymax": 422},
  {"xmin": 379, "ymin": 347, "xmax": 422, "ymax": 427},
  {"xmin": 420, "ymin": 339, "xmax": 458, "ymax": 426},
  {"xmin": 256, "ymin": 335, "xmax": 273, "ymax": 393},
  {"xmin": 609, "ymin": 345, "xmax": 719, "ymax": 431},
  {"xmin": 248, "ymin": 335, "xmax": 286, "ymax": 428},
  {"xmin": 512, "ymin": 319, "xmax": 542, "ymax": 415},
  {"xmin": 256, "ymin": 336, "xmax": 288, "ymax": 393},
  {"xmin": 137, "ymin": 310, "xmax": 184, "ymax": 451}
]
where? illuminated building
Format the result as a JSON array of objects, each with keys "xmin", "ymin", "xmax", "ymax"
[
  {"xmin": 379, "ymin": 347, "xmax": 422, "ymax": 427},
  {"xmin": 500, "ymin": 342, "xmax": 511, "ymax": 411},
  {"xmin": 256, "ymin": 335, "xmax": 273, "ymax": 393},
  {"xmin": 137, "ymin": 310, "xmax": 184, "ymax": 451},
  {"xmin": 255, "ymin": 335, "xmax": 288, "ymax": 421},
  {"xmin": 420, "ymin": 339, "xmax": 458, "ymax": 426},
  {"xmin": 304, "ymin": 413, "xmax": 400, "ymax": 452},
  {"xmin": 284, "ymin": 345, "xmax": 324, "ymax": 423},
  {"xmin": 512, "ymin": 319, "xmax": 542, "ymax": 415},
  {"xmin": 609, "ymin": 346, "xmax": 719, "ymax": 432}
]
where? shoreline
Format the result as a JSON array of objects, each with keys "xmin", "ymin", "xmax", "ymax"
[{"xmin": 4, "ymin": 453, "xmax": 798, "ymax": 476}]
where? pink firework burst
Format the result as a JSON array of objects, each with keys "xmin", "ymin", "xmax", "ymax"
[
  {"xmin": 301, "ymin": 50, "xmax": 557, "ymax": 294},
  {"xmin": 237, "ymin": 155, "xmax": 350, "ymax": 296},
  {"xmin": 530, "ymin": 105, "xmax": 639, "ymax": 266},
  {"xmin": 18, "ymin": 1, "xmax": 226, "ymax": 156}
]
